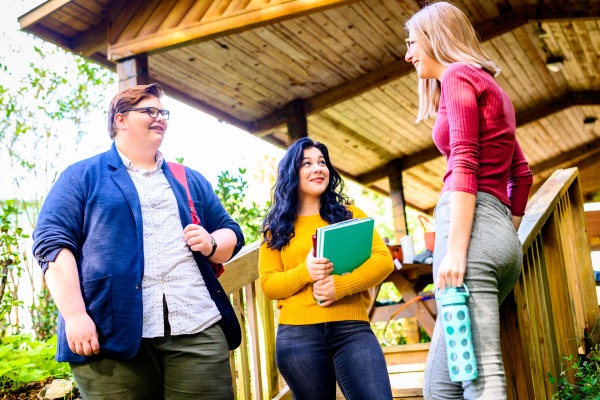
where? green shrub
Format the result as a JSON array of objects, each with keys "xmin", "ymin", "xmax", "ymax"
[
  {"xmin": 0, "ymin": 334, "xmax": 71, "ymax": 392},
  {"xmin": 550, "ymin": 345, "xmax": 600, "ymax": 399}
]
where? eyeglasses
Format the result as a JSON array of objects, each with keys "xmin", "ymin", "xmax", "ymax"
[
  {"xmin": 406, "ymin": 34, "xmax": 429, "ymax": 50},
  {"xmin": 122, "ymin": 107, "xmax": 170, "ymax": 120}
]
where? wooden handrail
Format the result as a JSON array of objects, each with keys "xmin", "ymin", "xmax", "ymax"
[
  {"xmin": 220, "ymin": 241, "xmax": 260, "ymax": 295},
  {"xmin": 502, "ymin": 167, "xmax": 600, "ymax": 399},
  {"xmin": 220, "ymin": 240, "xmax": 287, "ymax": 400},
  {"xmin": 517, "ymin": 168, "xmax": 579, "ymax": 252}
]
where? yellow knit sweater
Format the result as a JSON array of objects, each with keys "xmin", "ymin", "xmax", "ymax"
[{"xmin": 259, "ymin": 205, "xmax": 394, "ymax": 325}]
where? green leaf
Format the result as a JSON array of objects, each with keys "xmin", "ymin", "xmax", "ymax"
[{"xmin": 0, "ymin": 344, "xmax": 13, "ymax": 358}]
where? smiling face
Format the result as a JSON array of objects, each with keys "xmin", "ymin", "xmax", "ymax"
[
  {"xmin": 114, "ymin": 95, "xmax": 168, "ymax": 152},
  {"xmin": 297, "ymin": 147, "xmax": 330, "ymax": 201},
  {"xmin": 404, "ymin": 34, "xmax": 445, "ymax": 81}
]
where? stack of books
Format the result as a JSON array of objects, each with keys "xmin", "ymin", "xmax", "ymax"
[{"xmin": 314, "ymin": 217, "xmax": 374, "ymax": 275}]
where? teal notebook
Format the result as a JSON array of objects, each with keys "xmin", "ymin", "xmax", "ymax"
[{"xmin": 316, "ymin": 218, "xmax": 374, "ymax": 275}]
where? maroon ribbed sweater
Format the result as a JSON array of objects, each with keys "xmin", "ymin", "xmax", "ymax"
[{"xmin": 433, "ymin": 64, "xmax": 533, "ymax": 217}]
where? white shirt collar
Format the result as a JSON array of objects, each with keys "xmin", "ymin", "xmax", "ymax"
[{"xmin": 115, "ymin": 146, "xmax": 164, "ymax": 172}]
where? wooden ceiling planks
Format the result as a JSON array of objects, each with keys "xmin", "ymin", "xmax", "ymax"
[
  {"xmin": 17, "ymin": 0, "xmax": 600, "ymax": 211},
  {"xmin": 181, "ymin": 43, "xmax": 283, "ymax": 108},
  {"xmin": 58, "ymin": 1, "xmax": 101, "ymax": 28},
  {"xmin": 281, "ymin": 18, "xmax": 360, "ymax": 82},
  {"xmin": 39, "ymin": 11, "xmax": 81, "ymax": 38},
  {"xmin": 151, "ymin": 53, "xmax": 260, "ymax": 122}
]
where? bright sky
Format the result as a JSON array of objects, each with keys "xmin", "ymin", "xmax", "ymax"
[{"xmin": 1, "ymin": 0, "xmax": 284, "ymax": 204}]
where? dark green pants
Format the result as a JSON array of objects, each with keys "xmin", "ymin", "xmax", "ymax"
[{"xmin": 71, "ymin": 324, "xmax": 233, "ymax": 400}]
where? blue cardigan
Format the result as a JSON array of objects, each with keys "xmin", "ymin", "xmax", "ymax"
[{"xmin": 32, "ymin": 143, "xmax": 244, "ymax": 362}]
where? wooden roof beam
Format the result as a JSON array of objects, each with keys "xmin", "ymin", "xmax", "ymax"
[
  {"xmin": 531, "ymin": 147, "xmax": 600, "ymax": 195},
  {"xmin": 156, "ymin": 81, "xmax": 253, "ymax": 134},
  {"xmin": 19, "ymin": 24, "xmax": 73, "ymax": 50},
  {"xmin": 355, "ymin": 147, "xmax": 442, "ymax": 186},
  {"xmin": 18, "ymin": 1, "xmax": 105, "ymax": 58},
  {"xmin": 475, "ymin": 2, "xmax": 600, "ymax": 41},
  {"xmin": 517, "ymin": 91, "xmax": 600, "ymax": 127},
  {"xmin": 18, "ymin": 0, "xmax": 72, "ymax": 30},
  {"xmin": 250, "ymin": 60, "xmax": 416, "ymax": 133},
  {"xmin": 108, "ymin": 0, "xmax": 360, "ymax": 61},
  {"xmin": 531, "ymin": 137, "xmax": 600, "ymax": 175},
  {"xmin": 356, "ymin": 91, "xmax": 600, "ymax": 186},
  {"xmin": 72, "ymin": 23, "xmax": 106, "ymax": 57},
  {"xmin": 524, "ymin": 1, "xmax": 600, "ymax": 22},
  {"xmin": 244, "ymin": 9, "xmax": 529, "ymax": 134}
]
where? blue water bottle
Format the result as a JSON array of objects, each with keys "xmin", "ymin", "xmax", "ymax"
[{"xmin": 437, "ymin": 285, "xmax": 478, "ymax": 382}]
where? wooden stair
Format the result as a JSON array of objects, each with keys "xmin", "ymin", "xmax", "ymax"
[{"xmin": 384, "ymin": 342, "xmax": 429, "ymax": 399}]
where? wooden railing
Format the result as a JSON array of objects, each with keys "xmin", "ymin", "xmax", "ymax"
[
  {"xmin": 220, "ymin": 167, "xmax": 600, "ymax": 399},
  {"xmin": 501, "ymin": 167, "xmax": 600, "ymax": 399},
  {"xmin": 219, "ymin": 241, "xmax": 287, "ymax": 400}
]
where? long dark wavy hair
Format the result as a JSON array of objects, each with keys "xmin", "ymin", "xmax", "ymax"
[{"xmin": 262, "ymin": 137, "xmax": 352, "ymax": 250}]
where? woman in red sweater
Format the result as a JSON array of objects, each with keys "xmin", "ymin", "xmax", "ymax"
[{"xmin": 404, "ymin": 2, "xmax": 533, "ymax": 398}]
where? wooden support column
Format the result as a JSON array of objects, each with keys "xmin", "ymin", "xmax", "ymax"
[
  {"xmin": 388, "ymin": 161, "xmax": 421, "ymax": 343},
  {"xmin": 388, "ymin": 160, "xmax": 408, "ymax": 243},
  {"xmin": 116, "ymin": 54, "xmax": 149, "ymax": 91},
  {"xmin": 286, "ymin": 99, "xmax": 308, "ymax": 145}
]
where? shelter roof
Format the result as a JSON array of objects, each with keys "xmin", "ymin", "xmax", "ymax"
[{"xmin": 19, "ymin": 0, "xmax": 600, "ymax": 212}]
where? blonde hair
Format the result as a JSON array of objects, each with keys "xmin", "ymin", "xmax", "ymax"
[{"xmin": 405, "ymin": 2, "xmax": 501, "ymax": 122}]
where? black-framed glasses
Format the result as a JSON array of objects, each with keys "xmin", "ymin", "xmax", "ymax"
[{"xmin": 122, "ymin": 107, "xmax": 170, "ymax": 120}]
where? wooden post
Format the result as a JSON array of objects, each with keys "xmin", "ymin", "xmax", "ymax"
[
  {"xmin": 286, "ymin": 99, "xmax": 308, "ymax": 145},
  {"xmin": 387, "ymin": 161, "xmax": 420, "ymax": 342},
  {"xmin": 586, "ymin": 210, "xmax": 600, "ymax": 251},
  {"xmin": 388, "ymin": 160, "xmax": 408, "ymax": 243},
  {"xmin": 116, "ymin": 54, "xmax": 149, "ymax": 91}
]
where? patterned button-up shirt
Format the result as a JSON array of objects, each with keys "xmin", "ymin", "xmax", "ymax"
[{"xmin": 117, "ymin": 148, "xmax": 221, "ymax": 338}]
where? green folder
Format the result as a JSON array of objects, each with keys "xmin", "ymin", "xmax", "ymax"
[{"xmin": 316, "ymin": 217, "xmax": 374, "ymax": 275}]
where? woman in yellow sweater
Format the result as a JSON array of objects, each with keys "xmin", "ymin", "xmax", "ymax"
[{"xmin": 259, "ymin": 137, "xmax": 394, "ymax": 400}]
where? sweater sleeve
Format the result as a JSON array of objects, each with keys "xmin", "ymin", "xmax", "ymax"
[
  {"xmin": 443, "ymin": 65, "xmax": 481, "ymax": 196},
  {"xmin": 333, "ymin": 206, "xmax": 394, "ymax": 300},
  {"xmin": 508, "ymin": 140, "xmax": 533, "ymax": 216},
  {"xmin": 259, "ymin": 238, "xmax": 314, "ymax": 301}
]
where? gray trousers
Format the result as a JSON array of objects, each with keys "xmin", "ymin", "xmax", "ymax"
[
  {"xmin": 71, "ymin": 324, "xmax": 233, "ymax": 400},
  {"xmin": 423, "ymin": 192, "xmax": 522, "ymax": 400}
]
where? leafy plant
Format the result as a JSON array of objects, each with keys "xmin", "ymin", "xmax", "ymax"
[
  {"xmin": 215, "ymin": 168, "xmax": 269, "ymax": 244},
  {"xmin": 1, "ymin": 38, "xmax": 114, "ymax": 341},
  {"xmin": 549, "ymin": 345, "xmax": 600, "ymax": 399},
  {"xmin": 0, "ymin": 334, "xmax": 71, "ymax": 393},
  {"xmin": 29, "ymin": 286, "xmax": 58, "ymax": 342},
  {"xmin": 0, "ymin": 200, "xmax": 29, "ymax": 335}
]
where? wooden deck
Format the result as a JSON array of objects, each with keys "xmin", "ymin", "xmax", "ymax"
[{"xmin": 386, "ymin": 343, "xmax": 428, "ymax": 399}]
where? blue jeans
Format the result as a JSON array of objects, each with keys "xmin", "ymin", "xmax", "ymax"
[{"xmin": 276, "ymin": 321, "xmax": 393, "ymax": 400}]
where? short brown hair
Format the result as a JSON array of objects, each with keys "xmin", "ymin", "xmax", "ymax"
[{"xmin": 107, "ymin": 83, "xmax": 164, "ymax": 139}]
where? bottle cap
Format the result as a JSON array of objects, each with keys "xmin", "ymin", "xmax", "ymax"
[{"xmin": 437, "ymin": 285, "xmax": 469, "ymax": 306}]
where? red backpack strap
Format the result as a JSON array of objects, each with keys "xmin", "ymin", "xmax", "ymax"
[
  {"xmin": 168, "ymin": 162, "xmax": 225, "ymax": 278},
  {"xmin": 168, "ymin": 162, "xmax": 200, "ymax": 225}
]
